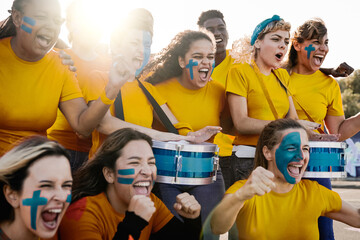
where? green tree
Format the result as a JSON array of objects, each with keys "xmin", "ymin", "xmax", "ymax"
[{"xmin": 339, "ymin": 69, "xmax": 360, "ymax": 117}]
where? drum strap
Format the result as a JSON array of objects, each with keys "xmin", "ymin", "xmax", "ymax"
[
  {"xmin": 271, "ymin": 71, "xmax": 325, "ymax": 134},
  {"xmin": 252, "ymin": 63, "xmax": 279, "ymax": 119},
  {"xmin": 114, "ymin": 90, "xmax": 125, "ymax": 121},
  {"xmin": 136, "ymin": 78, "xmax": 179, "ymax": 134}
]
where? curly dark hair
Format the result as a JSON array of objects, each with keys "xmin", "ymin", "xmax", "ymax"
[
  {"xmin": 144, "ymin": 30, "xmax": 215, "ymax": 85},
  {"xmin": 197, "ymin": 9, "xmax": 226, "ymax": 27}
]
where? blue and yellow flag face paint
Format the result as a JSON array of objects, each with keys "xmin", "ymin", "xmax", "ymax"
[
  {"xmin": 135, "ymin": 31, "xmax": 152, "ymax": 77},
  {"xmin": 186, "ymin": 59, "xmax": 199, "ymax": 80},
  {"xmin": 21, "ymin": 16, "xmax": 36, "ymax": 34},
  {"xmin": 117, "ymin": 168, "xmax": 135, "ymax": 184}
]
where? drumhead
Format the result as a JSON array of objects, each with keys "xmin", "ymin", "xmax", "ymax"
[
  {"xmin": 152, "ymin": 140, "xmax": 217, "ymax": 152},
  {"xmin": 309, "ymin": 141, "xmax": 347, "ymax": 149}
]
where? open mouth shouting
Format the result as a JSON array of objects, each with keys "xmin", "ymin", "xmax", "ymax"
[
  {"xmin": 40, "ymin": 207, "xmax": 63, "ymax": 231},
  {"xmin": 133, "ymin": 180, "xmax": 152, "ymax": 196},
  {"xmin": 287, "ymin": 163, "xmax": 305, "ymax": 179},
  {"xmin": 275, "ymin": 52, "xmax": 284, "ymax": 61},
  {"xmin": 199, "ymin": 68, "xmax": 210, "ymax": 81},
  {"xmin": 313, "ymin": 54, "xmax": 325, "ymax": 66},
  {"xmin": 36, "ymin": 33, "xmax": 54, "ymax": 49}
]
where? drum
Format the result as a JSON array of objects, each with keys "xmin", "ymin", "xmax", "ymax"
[
  {"xmin": 304, "ymin": 141, "xmax": 347, "ymax": 178},
  {"xmin": 152, "ymin": 140, "xmax": 219, "ymax": 185}
]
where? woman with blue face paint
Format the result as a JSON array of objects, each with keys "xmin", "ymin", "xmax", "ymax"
[
  {"xmin": 84, "ymin": 9, "xmax": 221, "ymax": 158},
  {"xmin": 285, "ymin": 18, "xmax": 360, "ymax": 240},
  {"xmin": 210, "ymin": 118, "xmax": 360, "ymax": 239},
  {"xmin": 57, "ymin": 128, "xmax": 202, "ymax": 240},
  {"xmin": 225, "ymin": 15, "xmax": 319, "ymax": 188},
  {"xmin": 0, "ymin": 0, "xmax": 130, "ymax": 156},
  {"xmin": 143, "ymin": 30, "xmax": 226, "ymax": 239},
  {"xmin": 0, "ymin": 136, "xmax": 72, "ymax": 240},
  {"xmin": 47, "ymin": 0, "xmax": 112, "ymax": 172}
]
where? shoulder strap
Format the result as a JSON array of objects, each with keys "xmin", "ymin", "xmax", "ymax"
[
  {"xmin": 271, "ymin": 70, "xmax": 325, "ymax": 134},
  {"xmin": 136, "ymin": 78, "xmax": 179, "ymax": 134},
  {"xmin": 252, "ymin": 64, "xmax": 279, "ymax": 119},
  {"xmin": 114, "ymin": 90, "xmax": 124, "ymax": 120}
]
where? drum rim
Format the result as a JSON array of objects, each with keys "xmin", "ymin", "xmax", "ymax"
[
  {"xmin": 309, "ymin": 141, "xmax": 347, "ymax": 148},
  {"xmin": 152, "ymin": 140, "xmax": 217, "ymax": 152}
]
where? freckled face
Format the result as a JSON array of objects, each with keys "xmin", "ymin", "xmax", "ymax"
[{"xmin": 19, "ymin": 155, "xmax": 72, "ymax": 239}]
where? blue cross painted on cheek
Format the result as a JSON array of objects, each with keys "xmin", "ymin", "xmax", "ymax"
[
  {"xmin": 186, "ymin": 59, "xmax": 199, "ymax": 80},
  {"xmin": 66, "ymin": 193, "xmax": 72, "ymax": 203},
  {"xmin": 305, "ymin": 44, "xmax": 315, "ymax": 59},
  {"xmin": 22, "ymin": 190, "xmax": 48, "ymax": 230}
]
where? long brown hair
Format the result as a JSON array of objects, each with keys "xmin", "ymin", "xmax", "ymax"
[{"xmin": 71, "ymin": 128, "xmax": 152, "ymax": 203}]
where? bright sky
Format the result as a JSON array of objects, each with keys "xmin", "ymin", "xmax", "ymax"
[{"xmin": 1, "ymin": 0, "xmax": 359, "ymax": 69}]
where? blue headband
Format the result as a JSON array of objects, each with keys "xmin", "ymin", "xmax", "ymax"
[{"xmin": 250, "ymin": 15, "xmax": 282, "ymax": 46}]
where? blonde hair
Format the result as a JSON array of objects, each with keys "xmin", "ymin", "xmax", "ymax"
[
  {"xmin": 230, "ymin": 19, "xmax": 291, "ymax": 64},
  {"xmin": 0, "ymin": 136, "xmax": 70, "ymax": 222}
]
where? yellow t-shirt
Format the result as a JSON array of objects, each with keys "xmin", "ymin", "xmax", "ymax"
[
  {"xmin": 226, "ymin": 63, "xmax": 290, "ymax": 146},
  {"xmin": 0, "ymin": 37, "xmax": 83, "ymax": 156},
  {"xmin": 226, "ymin": 179, "xmax": 342, "ymax": 240},
  {"xmin": 211, "ymin": 50, "xmax": 236, "ymax": 156},
  {"xmin": 47, "ymin": 49, "xmax": 111, "ymax": 152},
  {"xmin": 153, "ymin": 77, "xmax": 225, "ymax": 147},
  {"xmin": 58, "ymin": 192, "xmax": 173, "ymax": 240},
  {"xmin": 289, "ymin": 70, "xmax": 344, "ymax": 132},
  {"xmin": 85, "ymin": 71, "xmax": 166, "ymax": 158}
]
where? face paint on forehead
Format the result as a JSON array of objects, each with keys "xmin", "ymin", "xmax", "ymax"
[
  {"xmin": 135, "ymin": 31, "xmax": 152, "ymax": 77},
  {"xmin": 21, "ymin": 16, "xmax": 36, "ymax": 34},
  {"xmin": 117, "ymin": 168, "xmax": 135, "ymax": 184},
  {"xmin": 22, "ymin": 190, "xmax": 48, "ymax": 230},
  {"xmin": 305, "ymin": 44, "xmax": 315, "ymax": 59},
  {"xmin": 186, "ymin": 59, "xmax": 199, "ymax": 80},
  {"xmin": 275, "ymin": 132, "xmax": 303, "ymax": 184}
]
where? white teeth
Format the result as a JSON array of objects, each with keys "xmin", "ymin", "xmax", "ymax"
[
  {"xmin": 314, "ymin": 55, "xmax": 324, "ymax": 58},
  {"xmin": 216, "ymin": 38, "xmax": 222, "ymax": 43},
  {"xmin": 48, "ymin": 209, "xmax": 61, "ymax": 213},
  {"xmin": 291, "ymin": 164, "xmax": 303, "ymax": 168},
  {"xmin": 134, "ymin": 182, "xmax": 150, "ymax": 187},
  {"xmin": 199, "ymin": 68, "xmax": 209, "ymax": 72}
]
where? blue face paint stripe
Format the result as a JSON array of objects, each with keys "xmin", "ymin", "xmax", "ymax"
[
  {"xmin": 186, "ymin": 59, "xmax": 198, "ymax": 80},
  {"xmin": 117, "ymin": 177, "xmax": 134, "ymax": 184},
  {"xmin": 211, "ymin": 61, "xmax": 215, "ymax": 75},
  {"xmin": 22, "ymin": 190, "xmax": 48, "ymax": 230},
  {"xmin": 23, "ymin": 16, "xmax": 36, "ymax": 26},
  {"xmin": 118, "ymin": 169, "xmax": 135, "ymax": 175},
  {"xmin": 305, "ymin": 44, "xmax": 315, "ymax": 59},
  {"xmin": 135, "ymin": 31, "xmax": 152, "ymax": 77},
  {"xmin": 66, "ymin": 194, "xmax": 72, "ymax": 203},
  {"xmin": 21, "ymin": 24, "xmax": 32, "ymax": 34}
]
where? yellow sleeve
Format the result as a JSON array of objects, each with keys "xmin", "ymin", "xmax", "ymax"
[
  {"xmin": 316, "ymin": 183, "xmax": 342, "ymax": 216},
  {"xmin": 327, "ymin": 80, "xmax": 344, "ymax": 116},
  {"xmin": 173, "ymin": 122, "xmax": 194, "ymax": 136},
  {"xmin": 226, "ymin": 64, "xmax": 249, "ymax": 98},
  {"xmin": 226, "ymin": 180, "xmax": 247, "ymax": 194},
  {"xmin": 60, "ymin": 71, "xmax": 83, "ymax": 102}
]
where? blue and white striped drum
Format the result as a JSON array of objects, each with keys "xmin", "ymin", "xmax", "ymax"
[
  {"xmin": 152, "ymin": 140, "xmax": 219, "ymax": 185},
  {"xmin": 304, "ymin": 141, "xmax": 347, "ymax": 178}
]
